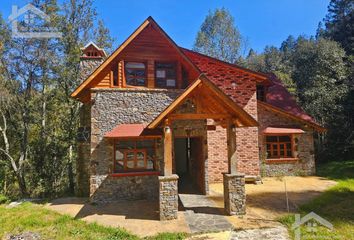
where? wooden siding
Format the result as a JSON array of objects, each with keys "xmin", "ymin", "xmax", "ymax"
[{"xmin": 90, "ymin": 23, "xmax": 199, "ymax": 90}]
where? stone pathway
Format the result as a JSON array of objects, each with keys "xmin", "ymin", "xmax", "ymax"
[
  {"xmin": 179, "ymin": 194, "xmax": 233, "ymax": 233},
  {"xmin": 229, "ymin": 226, "xmax": 290, "ymax": 240}
]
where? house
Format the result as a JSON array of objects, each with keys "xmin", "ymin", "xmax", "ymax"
[{"xmin": 71, "ymin": 17, "xmax": 325, "ymax": 220}]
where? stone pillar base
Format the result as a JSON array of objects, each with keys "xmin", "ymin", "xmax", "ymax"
[
  {"xmin": 223, "ymin": 172, "xmax": 246, "ymax": 215},
  {"xmin": 158, "ymin": 174, "xmax": 179, "ymax": 220}
]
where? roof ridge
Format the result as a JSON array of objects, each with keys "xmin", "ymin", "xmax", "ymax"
[{"xmin": 179, "ymin": 47, "xmax": 269, "ymax": 79}]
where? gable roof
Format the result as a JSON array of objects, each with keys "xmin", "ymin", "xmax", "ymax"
[
  {"xmin": 148, "ymin": 75, "xmax": 258, "ymax": 129},
  {"xmin": 71, "ymin": 16, "xmax": 200, "ymax": 98}
]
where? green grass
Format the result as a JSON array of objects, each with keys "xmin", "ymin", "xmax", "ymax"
[
  {"xmin": 279, "ymin": 160, "xmax": 354, "ymax": 240},
  {"xmin": 0, "ymin": 202, "xmax": 187, "ymax": 240}
]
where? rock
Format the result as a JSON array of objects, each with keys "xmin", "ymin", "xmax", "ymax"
[{"xmin": 5, "ymin": 232, "xmax": 41, "ymax": 240}]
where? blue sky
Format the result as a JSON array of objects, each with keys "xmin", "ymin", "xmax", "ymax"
[{"xmin": 1, "ymin": 0, "xmax": 330, "ymax": 53}]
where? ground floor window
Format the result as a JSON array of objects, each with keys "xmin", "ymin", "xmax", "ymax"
[
  {"xmin": 266, "ymin": 135, "xmax": 296, "ymax": 159},
  {"xmin": 114, "ymin": 139, "xmax": 156, "ymax": 172}
]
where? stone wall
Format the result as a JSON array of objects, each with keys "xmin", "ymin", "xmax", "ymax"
[
  {"xmin": 89, "ymin": 89, "xmax": 181, "ymax": 202},
  {"xmin": 76, "ymin": 103, "xmax": 91, "ymax": 196},
  {"xmin": 91, "ymin": 175, "xmax": 159, "ymax": 202},
  {"xmin": 257, "ymin": 105, "xmax": 316, "ymax": 176},
  {"xmin": 223, "ymin": 173, "xmax": 246, "ymax": 215},
  {"xmin": 159, "ymin": 175, "xmax": 179, "ymax": 220}
]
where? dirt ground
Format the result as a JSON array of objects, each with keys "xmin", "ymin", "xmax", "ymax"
[
  {"xmin": 45, "ymin": 176, "xmax": 336, "ymax": 237},
  {"xmin": 208, "ymin": 176, "xmax": 337, "ymax": 230},
  {"xmin": 46, "ymin": 198, "xmax": 189, "ymax": 237}
]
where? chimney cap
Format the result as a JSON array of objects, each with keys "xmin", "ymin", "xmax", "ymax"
[{"xmin": 81, "ymin": 41, "xmax": 107, "ymax": 59}]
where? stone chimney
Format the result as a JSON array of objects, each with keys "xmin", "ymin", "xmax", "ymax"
[{"xmin": 79, "ymin": 41, "xmax": 107, "ymax": 83}]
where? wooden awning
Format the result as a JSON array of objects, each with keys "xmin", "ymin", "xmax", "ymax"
[
  {"xmin": 105, "ymin": 124, "xmax": 161, "ymax": 138},
  {"xmin": 147, "ymin": 75, "xmax": 258, "ymax": 129},
  {"xmin": 263, "ymin": 127, "xmax": 305, "ymax": 134}
]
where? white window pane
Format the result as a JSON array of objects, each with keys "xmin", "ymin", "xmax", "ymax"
[{"xmin": 126, "ymin": 62, "xmax": 145, "ymax": 69}]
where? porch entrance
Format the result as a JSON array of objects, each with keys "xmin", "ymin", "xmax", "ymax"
[{"xmin": 174, "ymin": 137, "xmax": 205, "ymax": 194}]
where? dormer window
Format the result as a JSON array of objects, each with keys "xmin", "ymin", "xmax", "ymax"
[
  {"xmin": 155, "ymin": 62, "xmax": 176, "ymax": 88},
  {"xmin": 125, "ymin": 62, "xmax": 146, "ymax": 86},
  {"xmin": 256, "ymin": 85, "xmax": 266, "ymax": 101}
]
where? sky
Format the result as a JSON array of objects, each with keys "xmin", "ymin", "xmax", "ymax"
[{"xmin": 1, "ymin": 0, "xmax": 330, "ymax": 53}]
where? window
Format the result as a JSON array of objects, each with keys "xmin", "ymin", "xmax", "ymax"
[
  {"xmin": 266, "ymin": 135, "xmax": 293, "ymax": 159},
  {"xmin": 256, "ymin": 85, "xmax": 266, "ymax": 101},
  {"xmin": 114, "ymin": 139, "xmax": 156, "ymax": 172},
  {"xmin": 125, "ymin": 62, "xmax": 146, "ymax": 86},
  {"xmin": 155, "ymin": 62, "xmax": 177, "ymax": 88}
]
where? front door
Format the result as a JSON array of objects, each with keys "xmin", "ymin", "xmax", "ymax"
[{"xmin": 174, "ymin": 137, "xmax": 205, "ymax": 194}]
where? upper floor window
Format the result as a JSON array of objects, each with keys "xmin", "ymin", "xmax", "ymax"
[
  {"xmin": 256, "ymin": 85, "xmax": 266, "ymax": 101},
  {"xmin": 155, "ymin": 62, "xmax": 176, "ymax": 88},
  {"xmin": 125, "ymin": 62, "xmax": 146, "ymax": 86}
]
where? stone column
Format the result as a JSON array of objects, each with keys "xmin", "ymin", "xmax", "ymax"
[
  {"xmin": 223, "ymin": 173, "xmax": 246, "ymax": 215},
  {"xmin": 158, "ymin": 174, "xmax": 179, "ymax": 220}
]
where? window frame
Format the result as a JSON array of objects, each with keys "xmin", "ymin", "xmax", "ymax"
[
  {"xmin": 155, "ymin": 61, "xmax": 177, "ymax": 89},
  {"xmin": 113, "ymin": 138, "xmax": 157, "ymax": 173},
  {"xmin": 124, "ymin": 61, "xmax": 147, "ymax": 87},
  {"xmin": 265, "ymin": 134, "xmax": 296, "ymax": 159}
]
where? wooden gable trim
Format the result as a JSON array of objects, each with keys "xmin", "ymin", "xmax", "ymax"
[
  {"xmin": 147, "ymin": 75, "xmax": 258, "ymax": 129},
  {"xmin": 258, "ymin": 100, "xmax": 326, "ymax": 132},
  {"xmin": 71, "ymin": 16, "xmax": 200, "ymax": 99}
]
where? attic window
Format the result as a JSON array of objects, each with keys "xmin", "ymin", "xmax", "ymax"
[
  {"xmin": 155, "ymin": 62, "xmax": 176, "ymax": 88},
  {"xmin": 125, "ymin": 62, "xmax": 146, "ymax": 86},
  {"xmin": 256, "ymin": 85, "xmax": 266, "ymax": 101}
]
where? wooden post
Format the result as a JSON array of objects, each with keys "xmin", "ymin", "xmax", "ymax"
[
  {"xmin": 226, "ymin": 120, "xmax": 237, "ymax": 174},
  {"xmin": 163, "ymin": 119, "xmax": 173, "ymax": 175}
]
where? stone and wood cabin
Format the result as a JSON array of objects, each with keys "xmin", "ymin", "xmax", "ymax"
[{"xmin": 72, "ymin": 17, "xmax": 325, "ymax": 220}]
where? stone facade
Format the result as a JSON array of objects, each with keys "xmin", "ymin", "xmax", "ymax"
[
  {"xmin": 223, "ymin": 173, "xmax": 246, "ymax": 215},
  {"xmin": 89, "ymin": 89, "xmax": 181, "ymax": 201},
  {"xmin": 91, "ymin": 175, "xmax": 158, "ymax": 202},
  {"xmin": 76, "ymin": 103, "xmax": 91, "ymax": 196},
  {"xmin": 159, "ymin": 175, "xmax": 179, "ymax": 220},
  {"xmin": 257, "ymin": 105, "xmax": 316, "ymax": 176}
]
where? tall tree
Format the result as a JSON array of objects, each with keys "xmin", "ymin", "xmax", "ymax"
[
  {"xmin": 324, "ymin": 0, "xmax": 354, "ymax": 55},
  {"xmin": 193, "ymin": 8, "xmax": 243, "ymax": 63}
]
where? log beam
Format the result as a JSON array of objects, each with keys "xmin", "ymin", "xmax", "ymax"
[
  {"xmin": 226, "ymin": 120, "xmax": 237, "ymax": 174},
  {"xmin": 163, "ymin": 119, "xmax": 173, "ymax": 175}
]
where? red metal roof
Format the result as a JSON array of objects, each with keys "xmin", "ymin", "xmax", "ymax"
[
  {"xmin": 105, "ymin": 124, "xmax": 145, "ymax": 138},
  {"xmin": 263, "ymin": 127, "xmax": 305, "ymax": 134},
  {"xmin": 105, "ymin": 124, "xmax": 161, "ymax": 138}
]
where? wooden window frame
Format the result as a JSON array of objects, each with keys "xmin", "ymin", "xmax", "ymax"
[
  {"xmin": 155, "ymin": 61, "xmax": 177, "ymax": 89},
  {"xmin": 265, "ymin": 134, "xmax": 296, "ymax": 160},
  {"xmin": 113, "ymin": 138, "xmax": 157, "ymax": 173},
  {"xmin": 124, "ymin": 61, "xmax": 147, "ymax": 87}
]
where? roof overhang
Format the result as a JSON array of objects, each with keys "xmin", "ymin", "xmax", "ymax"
[
  {"xmin": 258, "ymin": 101, "xmax": 326, "ymax": 133},
  {"xmin": 147, "ymin": 75, "xmax": 259, "ymax": 129},
  {"xmin": 263, "ymin": 127, "xmax": 305, "ymax": 135},
  {"xmin": 105, "ymin": 124, "xmax": 162, "ymax": 138}
]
